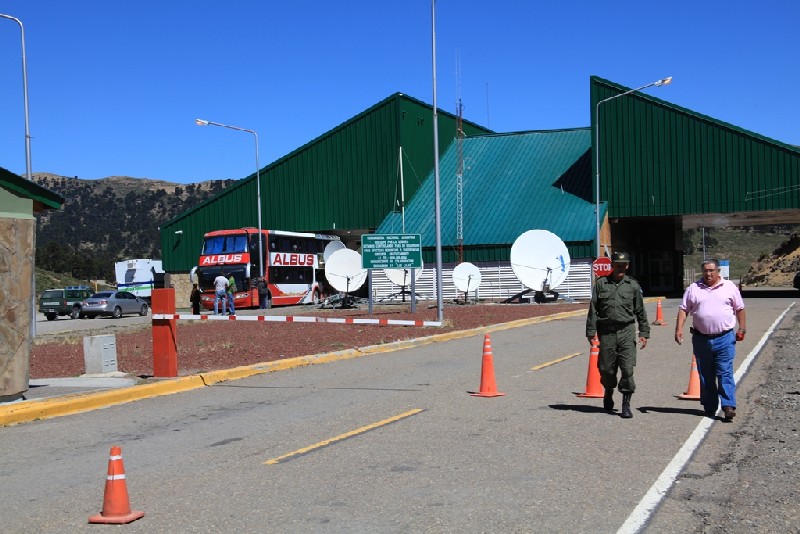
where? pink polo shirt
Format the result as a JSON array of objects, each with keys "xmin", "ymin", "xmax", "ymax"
[{"xmin": 680, "ymin": 278, "xmax": 745, "ymax": 335}]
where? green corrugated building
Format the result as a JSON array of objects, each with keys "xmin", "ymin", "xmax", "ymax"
[
  {"xmin": 159, "ymin": 77, "xmax": 800, "ymax": 298},
  {"xmin": 377, "ymin": 129, "xmax": 596, "ymax": 263},
  {"xmin": 160, "ymin": 93, "xmax": 491, "ymax": 272},
  {"xmin": 591, "ymin": 76, "xmax": 800, "ymax": 292}
]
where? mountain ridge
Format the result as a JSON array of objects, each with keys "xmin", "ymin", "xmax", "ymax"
[{"xmin": 31, "ymin": 172, "xmax": 234, "ymax": 280}]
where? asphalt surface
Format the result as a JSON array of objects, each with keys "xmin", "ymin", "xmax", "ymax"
[{"xmin": 3, "ymin": 292, "xmax": 798, "ymax": 532}]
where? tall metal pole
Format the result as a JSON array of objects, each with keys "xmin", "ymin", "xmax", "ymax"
[
  {"xmin": 431, "ymin": 0, "xmax": 443, "ymax": 322},
  {"xmin": 1, "ymin": 14, "xmax": 33, "ymax": 181},
  {"xmin": 195, "ymin": 119, "xmax": 264, "ymax": 278},
  {"xmin": 594, "ymin": 77, "xmax": 672, "ymax": 257}
]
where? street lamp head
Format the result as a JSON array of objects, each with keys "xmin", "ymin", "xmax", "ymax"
[
  {"xmin": 195, "ymin": 118, "xmax": 209, "ymax": 126},
  {"xmin": 655, "ymin": 76, "xmax": 673, "ymax": 87}
]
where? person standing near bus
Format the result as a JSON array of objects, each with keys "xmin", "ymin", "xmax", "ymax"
[
  {"xmin": 257, "ymin": 277, "xmax": 269, "ymax": 309},
  {"xmin": 227, "ymin": 273, "xmax": 237, "ymax": 316},
  {"xmin": 213, "ymin": 272, "xmax": 229, "ymax": 315},
  {"xmin": 190, "ymin": 283, "xmax": 201, "ymax": 315}
]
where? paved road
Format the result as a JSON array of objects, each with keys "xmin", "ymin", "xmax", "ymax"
[{"xmin": 5, "ymin": 296, "xmax": 797, "ymax": 532}]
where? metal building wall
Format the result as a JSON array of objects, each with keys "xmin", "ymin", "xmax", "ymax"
[
  {"xmin": 369, "ymin": 260, "xmax": 593, "ymax": 302},
  {"xmin": 160, "ymin": 94, "xmax": 491, "ymax": 271},
  {"xmin": 591, "ymin": 76, "xmax": 800, "ymax": 219}
]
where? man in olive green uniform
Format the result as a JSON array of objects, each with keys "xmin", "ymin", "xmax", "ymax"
[{"xmin": 586, "ymin": 251, "xmax": 649, "ymax": 418}]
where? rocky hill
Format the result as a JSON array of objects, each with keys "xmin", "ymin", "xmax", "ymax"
[
  {"xmin": 31, "ymin": 173, "xmax": 234, "ymax": 280},
  {"xmin": 740, "ymin": 232, "xmax": 800, "ymax": 287}
]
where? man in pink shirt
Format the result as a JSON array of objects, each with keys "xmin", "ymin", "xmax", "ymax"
[{"xmin": 674, "ymin": 259, "xmax": 746, "ymax": 421}]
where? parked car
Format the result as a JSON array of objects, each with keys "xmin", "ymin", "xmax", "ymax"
[
  {"xmin": 794, "ymin": 271, "xmax": 800, "ymax": 290},
  {"xmin": 38, "ymin": 286, "xmax": 94, "ymax": 321},
  {"xmin": 81, "ymin": 291, "xmax": 149, "ymax": 319}
]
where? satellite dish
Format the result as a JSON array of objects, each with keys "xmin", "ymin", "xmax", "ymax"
[
  {"xmin": 384, "ymin": 260, "xmax": 424, "ymax": 287},
  {"xmin": 323, "ymin": 240, "xmax": 347, "ymax": 263},
  {"xmin": 324, "ymin": 248, "xmax": 367, "ymax": 293},
  {"xmin": 510, "ymin": 230, "xmax": 571, "ymax": 292},
  {"xmin": 452, "ymin": 262, "xmax": 482, "ymax": 292}
]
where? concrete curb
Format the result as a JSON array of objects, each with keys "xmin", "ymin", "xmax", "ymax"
[{"xmin": 1, "ymin": 306, "xmax": 606, "ymax": 426}]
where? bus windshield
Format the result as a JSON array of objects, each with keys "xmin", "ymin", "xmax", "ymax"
[{"xmin": 202, "ymin": 235, "xmax": 248, "ymax": 255}]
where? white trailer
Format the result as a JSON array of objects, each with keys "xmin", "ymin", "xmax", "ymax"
[{"xmin": 114, "ymin": 259, "xmax": 165, "ymax": 301}]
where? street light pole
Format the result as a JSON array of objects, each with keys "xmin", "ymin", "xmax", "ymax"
[
  {"xmin": 594, "ymin": 76, "xmax": 672, "ymax": 257},
  {"xmin": 431, "ymin": 0, "xmax": 444, "ymax": 323},
  {"xmin": 195, "ymin": 118, "xmax": 264, "ymax": 278},
  {"xmin": 1, "ymin": 13, "xmax": 33, "ymax": 181}
]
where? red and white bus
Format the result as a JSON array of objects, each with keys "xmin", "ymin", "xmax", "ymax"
[{"xmin": 191, "ymin": 228, "xmax": 340, "ymax": 310}]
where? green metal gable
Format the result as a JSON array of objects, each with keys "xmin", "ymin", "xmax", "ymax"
[
  {"xmin": 0, "ymin": 167, "xmax": 64, "ymax": 211},
  {"xmin": 160, "ymin": 93, "xmax": 492, "ymax": 271},
  {"xmin": 376, "ymin": 129, "xmax": 597, "ymax": 262},
  {"xmin": 591, "ymin": 76, "xmax": 800, "ymax": 219}
]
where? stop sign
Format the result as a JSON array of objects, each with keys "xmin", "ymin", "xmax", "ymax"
[{"xmin": 592, "ymin": 257, "xmax": 613, "ymax": 277}]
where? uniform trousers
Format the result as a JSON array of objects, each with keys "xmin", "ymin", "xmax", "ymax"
[{"xmin": 597, "ymin": 323, "xmax": 637, "ymax": 393}]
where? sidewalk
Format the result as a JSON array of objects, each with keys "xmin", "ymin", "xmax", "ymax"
[{"xmin": 21, "ymin": 374, "xmax": 140, "ymax": 402}]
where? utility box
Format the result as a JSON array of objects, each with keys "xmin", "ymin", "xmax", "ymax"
[{"xmin": 83, "ymin": 335, "xmax": 118, "ymax": 374}]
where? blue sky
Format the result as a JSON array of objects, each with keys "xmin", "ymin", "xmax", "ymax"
[{"xmin": 2, "ymin": 1, "xmax": 798, "ymax": 185}]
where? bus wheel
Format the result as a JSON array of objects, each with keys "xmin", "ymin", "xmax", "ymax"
[{"xmin": 312, "ymin": 289, "xmax": 321, "ymax": 304}]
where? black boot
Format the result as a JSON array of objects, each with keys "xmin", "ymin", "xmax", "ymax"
[
  {"xmin": 621, "ymin": 394, "xmax": 633, "ymax": 418},
  {"xmin": 603, "ymin": 389, "xmax": 615, "ymax": 412}
]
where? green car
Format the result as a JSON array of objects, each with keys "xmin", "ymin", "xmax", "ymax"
[{"xmin": 38, "ymin": 286, "xmax": 94, "ymax": 321}]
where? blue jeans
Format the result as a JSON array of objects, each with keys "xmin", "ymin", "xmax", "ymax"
[
  {"xmin": 214, "ymin": 291, "xmax": 227, "ymax": 315},
  {"xmin": 691, "ymin": 329, "xmax": 736, "ymax": 413},
  {"xmin": 227, "ymin": 292, "xmax": 235, "ymax": 315}
]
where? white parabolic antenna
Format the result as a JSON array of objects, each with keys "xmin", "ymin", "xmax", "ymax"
[
  {"xmin": 384, "ymin": 260, "xmax": 425, "ymax": 287},
  {"xmin": 323, "ymin": 240, "xmax": 347, "ymax": 263},
  {"xmin": 324, "ymin": 248, "xmax": 368, "ymax": 293},
  {"xmin": 510, "ymin": 230, "xmax": 571, "ymax": 291},
  {"xmin": 452, "ymin": 262, "xmax": 482, "ymax": 292}
]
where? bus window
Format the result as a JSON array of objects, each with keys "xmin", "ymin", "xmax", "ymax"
[{"xmin": 203, "ymin": 235, "xmax": 248, "ymax": 254}]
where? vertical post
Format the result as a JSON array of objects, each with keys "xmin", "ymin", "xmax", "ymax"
[
  {"xmin": 151, "ymin": 288, "xmax": 177, "ymax": 377},
  {"xmin": 431, "ymin": 0, "xmax": 444, "ymax": 323}
]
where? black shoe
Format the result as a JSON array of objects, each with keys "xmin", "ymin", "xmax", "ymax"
[
  {"xmin": 603, "ymin": 389, "xmax": 615, "ymax": 412},
  {"xmin": 704, "ymin": 409, "xmax": 717, "ymax": 418},
  {"xmin": 722, "ymin": 406, "xmax": 736, "ymax": 422},
  {"xmin": 621, "ymin": 393, "xmax": 633, "ymax": 418}
]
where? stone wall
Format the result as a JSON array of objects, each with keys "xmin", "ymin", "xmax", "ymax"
[
  {"xmin": 167, "ymin": 272, "xmax": 193, "ymax": 311},
  {"xmin": 0, "ymin": 217, "xmax": 34, "ymax": 400}
]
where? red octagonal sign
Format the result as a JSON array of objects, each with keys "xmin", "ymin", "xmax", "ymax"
[{"xmin": 592, "ymin": 257, "xmax": 613, "ymax": 277}]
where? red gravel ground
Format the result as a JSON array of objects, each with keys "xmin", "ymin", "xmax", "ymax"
[{"xmin": 29, "ymin": 302, "xmax": 586, "ymax": 379}]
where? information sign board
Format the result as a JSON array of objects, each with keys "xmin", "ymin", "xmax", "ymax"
[{"xmin": 361, "ymin": 234, "xmax": 422, "ymax": 270}]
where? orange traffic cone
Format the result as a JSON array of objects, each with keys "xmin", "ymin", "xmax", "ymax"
[
  {"xmin": 677, "ymin": 355, "xmax": 701, "ymax": 400},
  {"xmin": 576, "ymin": 335, "xmax": 604, "ymax": 398},
  {"xmin": 89, "ymin": 446, "xmax": 145, "ymax": 524},
  {"xmin": 470, "ymin": 334, "xmax": 505, "ymax": 397},
  {"xmin": 651, "ymin": 299, "xmax": 666, "ymax": 326}
]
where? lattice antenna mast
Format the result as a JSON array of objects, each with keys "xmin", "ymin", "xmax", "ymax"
[{"xmin": 455, "ymin": 50, "xmax": 465, "ymax": 264}]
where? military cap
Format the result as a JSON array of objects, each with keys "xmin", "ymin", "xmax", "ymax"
[{"xmin": 611, "ymin": 251, "xmax": 630, "ymax": 263}]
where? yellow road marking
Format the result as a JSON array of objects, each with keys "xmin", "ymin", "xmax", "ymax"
[
  {"xmin": 530, "ymin": 352, "xmax": 581, "ymax": 371},
  {"xmin": 264, "ymin": 408, "xmax": 424, "ymax": 465}
]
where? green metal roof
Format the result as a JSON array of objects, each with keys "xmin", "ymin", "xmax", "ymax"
[
  {"xmin": 591, "ymin": 76, "xmax": 800, "ymax": 218},
  {"xmin": 0, "ymin": 167, "xmax": 64, "ymax": 211},
  {"xmin": 376, "ymin": 129, "xmax": 598, "ymax": 253},
  {"xmin": 160, "ymin": 93, "xmax": 492, "ymax": 271}
]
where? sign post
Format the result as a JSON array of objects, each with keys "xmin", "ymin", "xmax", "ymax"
[
  {"xmin": 592, "ymin": 257, "xmax": 613, "ymax": 278},
  {"xmin": 361, "ymin": 234, "xmax": 423, "ymax": 313}
]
